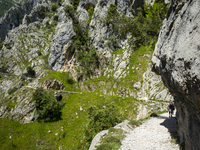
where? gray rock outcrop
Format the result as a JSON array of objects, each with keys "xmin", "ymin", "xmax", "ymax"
[
  {"xmin": 0, "ymin": 0, "xmax": 42, "ymax": 42},
  {"xmin": 151, "ymin": 0, "xmax": 200, "ymax": 149}
]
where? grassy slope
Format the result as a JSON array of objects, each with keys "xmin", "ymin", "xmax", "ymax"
[
  {"xmin": 0, "ymin": 92, "xmax": 141, "ymax": 149},
  {"xmin": 0, "ymin": 1, "xmax": 169, "ymax": 149},
  {"xmin": 83, "ymin": 45, "xmax": 154, "ymax": 93},
  {"xmin": 0, "ymin": 45, "xmax": 159, "ymax": 149}
]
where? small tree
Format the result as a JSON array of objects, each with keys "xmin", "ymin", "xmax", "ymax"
[
  {"xmin": 84, "ymin": 104, "xmax": 122, "ymax": 143},
  {"xmin": 27, "ymin": 66, "xmax": 36, "ymax": 77},
  {"xmin": 33, "ymin": 87, "xmax": 65, "ymax": 122},
  {"xmin": 51, "ymin": 4, "xmax": 58, "ymax": 11}
]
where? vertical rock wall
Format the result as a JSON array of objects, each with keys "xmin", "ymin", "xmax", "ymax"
[{"xmin": 151, "ymin": 0, "xmax": 200, "ymax": 149}]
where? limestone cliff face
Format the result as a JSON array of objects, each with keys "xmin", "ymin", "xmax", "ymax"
[
  {"xmin": 0, "ymin": 0, "xmax": 41, "ymax": 42},
  {"xmin": 151, "ymin": 0, "xmax": 200, "ymax": 149},
  {"xmin": 48, "ymin": 0, "xmax": 143, "ymax": 73}
]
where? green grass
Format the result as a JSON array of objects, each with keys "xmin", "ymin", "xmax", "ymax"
[
  {"xmin": 112, "ymin": 48, "xmax": 124, "ymax": 55},
  {"xmin": 80, "ymin": 44, "xmax": 154, "ymax": 95},
  {"xmin": 96, "ymin": 128, "xmax": 125, "ymax": 150},
  {"xmin": 0, "ymin": 91, "xmax": 142, "ymax": 149},
  {"xmin": 40, "ymin": 71, "xmax": 77, "ymax": 91}
]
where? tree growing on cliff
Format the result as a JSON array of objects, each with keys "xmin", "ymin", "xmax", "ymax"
[{"xmin": 105, "ymin": 1, "xmax": 168, "ymax": 48}]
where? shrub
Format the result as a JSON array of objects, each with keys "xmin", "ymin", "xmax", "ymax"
[
  {"xmin": 84, "ymin": 104, "xmax": 122, "ymax": 144},
  {"xmin": 33, "ymin": 87, "xmax": 65, "ymax": 122},
  {"xmin": 8, "ymin": 87, "xmax": 17, "ymax": 95},
  {"xmin": 37, "ymin": 50, "xmax": 42, "ymax": 56},
  {"xmin": 70, "ymin": 0, "xmax": 80, "ymax": 11},
  {"xmin": 86, "ymin": 6, "xmax": 94, "ymax": 24},
  {"xmin": 27, "ymin": 66, "xmax": 36, "ymax": 77},
  {"xmin": 64, "ymin": 5, "xmax": 76, "ymax": 20},
  {"xmin": 96, "ymin": 143, "xmax": 112, "ymax": 150},
  {"xmin": 1, "ymin": 67, "xmax": 7, "ymax": 72},
  {"xmin": 37, "ymin": 5, "xmax": 48, "ymax": 19},
  {"xmin": 53, "ymin": 15, "xmax": 59, "ymax": 21},
  {"xmin": 150, "ymin": 112, "xmax": 158, "ymax": 117},
  {"xmin": 6, "ymin": 45, "xmax": 12, "ymax": 49},
  {"xmin": 51, "ymin": 4, "xmax": 58, "ymax": 11},
  {"xmin": 104, "ymin": 2, "xmax": 168, "ymax": 48},
  {"xmin": 77, "ymin": 104, "xmax": 123, "ymax": 149},
  {"xmin": 0, "ymin": 42, "xmax": 3, "ymax": 49},
  {"xmin": 77, "ymin": 47, "xmax": 99, "ymax": 77}
]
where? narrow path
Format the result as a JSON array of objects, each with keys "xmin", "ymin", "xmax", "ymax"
[{"xmin": 119, "ymin": 113, "xmax": 179, "ymax": 150}]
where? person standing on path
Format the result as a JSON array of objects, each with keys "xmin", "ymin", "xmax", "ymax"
[{"xmin": 168, "ymin": 101, "xmax": 174, "ymax": 117}]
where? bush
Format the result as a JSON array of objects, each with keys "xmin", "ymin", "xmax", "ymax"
[
  {"xmin": 104, "ymin": 2, "xmax": 168, "ymax": 48},
  {"xmin": 33, "ymin": 87, "xmax": 65, "ymax": 122},
  {"xmin": 37, "ymin": 50, "xmax": 42, "ymax": 56},
  {"xmin": 27, "ymin": 66, "xmax": 36, "ymax": 77},
  {"xmin": 64, "ymin": 5, "xmax": 76, "ymax": 20},
  {"xmin": 70, "ymin": 0, "xmax": 80, "ymax": 11},
  {"xmin": 51, "ymin": 4, "xmax": 58, "ymax": 11},
  {"xmin": 0, "ymin": 42, "xmax": 3, "ymax": 49},
  {"xmin": 77, "ymin": 47, "xmax": 99, "ymax": 77},
  {"xmin": 96, "ymin": 143, "xmax": 112, "ymax": 150},
  {"xmin": 150, "ymin": 112, "xmax": 158, "ymax": 117},
  {"xmin": 84, "ymin": 104, "xmax": 122, "ymax": 144},
  {"xmin": 8, "ymin": 87, "xmax": 17, "ymax": 95},
  {"xmin": 53, "ymin": 15, "xmax": 59, "ymax": 21},
  {"xmin": 6, "ymin": 45, "xmax": 12, "ymax": 49},
  {"xmin": 37, "ymin": 5, "xmax": 48, "ymax": 19}
]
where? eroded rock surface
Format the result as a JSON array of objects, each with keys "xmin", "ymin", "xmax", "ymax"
[{"xmin": 151, "ymin": 0, "xmax": 200, "ymax": 149}]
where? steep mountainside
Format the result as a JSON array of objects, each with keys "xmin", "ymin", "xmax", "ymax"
[
  {"xmin": 151, "ymin": 0, "xmax": 200, "ymax": 149},
  {"xmin": 0, "ymin": 0, "xmax": 172, "ymax": 149},
  {"xmin": 0, "ymin": 0, "xmax": 19, "ymax": 18}
]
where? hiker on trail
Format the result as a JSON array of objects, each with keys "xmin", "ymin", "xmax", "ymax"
[{"xmin": 168, "ymin": 101, "xmax": 174, "ymax": 117}]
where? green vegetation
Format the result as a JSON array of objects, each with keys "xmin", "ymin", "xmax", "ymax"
[
  {"xmin": 150, "ymin": 110, "xmax": 166, "ymax": 117},
  {"xmin": 96, "ymin": 128, "xmax": 125, "ymax": 150},
  {"xmin": 105, "ymin": 2, "xmax": 168, "ymax": 48},
  {"xmin": 53, "ymin": 15, "xmax": 59, "ymax": 21},
  {"xmin": 8, "ymin": 87, "xmax": 17, "ymax": 95},
  {"xmin": 64, "ymin": 5, "xmax": 76, "ymax": 20},
  {"xmin": 105, "ymin": 35, "xmax": 120, "ymax": 49},
  {"xmin": 40, "ymin": 71, "xmax": 76, "ymax": 91},
  {"xmin": 77, "ymin": 46, "xmax": 99, "ymax": 79},
  {"xmin": 27, "ymin": 66, "xmax": 36, "ymax": 77},
  {"xmin": 0, "ymin": 92, "xmax": 145, "ymax": 149},
  {"xmin": 86, "ymin": 6, "xmax": 94, "ymax": 24},
  {"xmin": 0, "ymin": 42, "xmax": 3, "ymax": 50},
  {"xmin": 37, "ymin": 5, "xmax": 49, "ymax": 19},
  {"xmin": 33, "ymin": 87, "xmax": 65, "ymax": 122},
  {"xmin": 64, "ymin": 3, "xmax": 98, "ymax": 79},
  {"xmin": 0, "ymin": 0, "xmax": 18, "ymax": 18},
  {"xmin": 70, "ymin": 0, "xmax": 80, "ymax": 11},
  {"xmin": 51, "ymin": 4, "xmax": 58, "ymax": 11},
  {"xmin": 5, "ymin": 45, "xmax": 12, "ymax": 49},
  {"xmin": 77, "ymin": 104, "xmax": 123, "ymax": 148},
  {"xmin": 0, "ymin": 1, "xmax": 170, "ymax": 150}
]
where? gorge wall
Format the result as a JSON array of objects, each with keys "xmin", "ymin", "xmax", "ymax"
[
  {"xmin": 151, "ymin": 0, "xmax": 200, "ymax": 149},
  {"xmin": 0, "ymin": 0, "xmax": 172, "ymax": 123}
]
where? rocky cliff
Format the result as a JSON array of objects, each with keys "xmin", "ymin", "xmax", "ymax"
[
  {"xmin": 0, "ymin": 0, "xmax": 172, "ymax": 124},
  {"xmin": 151, "ymin": 0, "xmax": 200, "ymax": 149}
]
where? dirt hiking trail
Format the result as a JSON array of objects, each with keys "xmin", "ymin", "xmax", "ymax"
[{"xmin": 119, "ymin": 112, "xmax": 179, "ymax": 150}]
